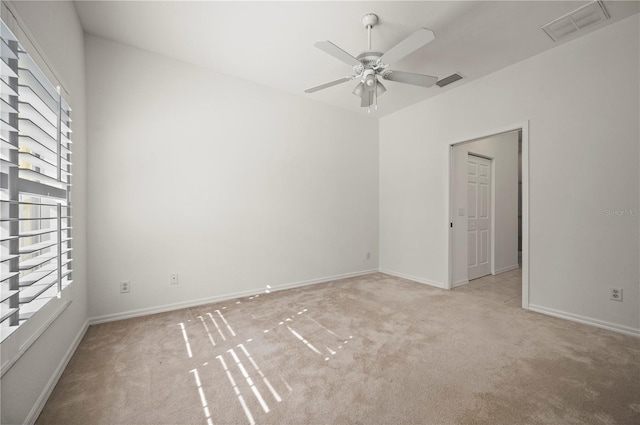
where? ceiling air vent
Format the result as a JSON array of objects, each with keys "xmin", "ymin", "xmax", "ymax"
[
  {"xmin": 541, "ymin": 0, "xmax": 609, "ymax": 42},
  {"xmin": 436, "ymin": 73, "xmax": 464, "ymax": 88}
]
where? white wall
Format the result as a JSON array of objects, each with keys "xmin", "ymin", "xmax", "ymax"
[
  {"xmin": 86, "ymin": 36, "xmax": 379, "ymax": 320},
  {"xmin": 452, "ymin": 132, "xmax": 519, "ymax": 286},
  {"xmin": 380, "ymin": 15, "xmax": 639, "ymax": 334},
  {"xmin": 0, "ymin": 1, "xmax": 88, "ymax": 424}
]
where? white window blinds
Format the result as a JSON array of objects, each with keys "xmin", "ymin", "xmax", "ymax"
[{"xmin": 0, "ymin": 18, "xmax": 73, "ymax": 342}]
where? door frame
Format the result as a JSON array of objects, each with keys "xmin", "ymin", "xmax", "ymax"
[{"xmin": 447, "ymin": 121, "xmax": 530, "ymax": 309}]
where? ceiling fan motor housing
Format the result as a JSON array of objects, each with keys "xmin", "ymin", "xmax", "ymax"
[{"xmin": 355, "ymin": 51, "xmax": 384, "ymax": 70}]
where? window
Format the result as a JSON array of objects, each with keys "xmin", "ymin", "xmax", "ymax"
[{"xmin": 1, "ymin": 17, "xmax": 73, "ymax": 345}]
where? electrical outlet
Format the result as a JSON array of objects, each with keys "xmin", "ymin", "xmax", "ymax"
[
  {"xmin": 120, "ymin": 281, "xmax": 130, "ymax": 293},
  {"xmin": 170, "ymin": 274, "xmax": 179, "ymax": 285},
  {"xmin": 610, "ymin": 288, "xmax": 623, "ymax": 302}
]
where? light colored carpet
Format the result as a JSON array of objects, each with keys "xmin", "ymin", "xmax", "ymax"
[{"xmin": 36, "ymin": 273, "xmax": 640, "ymax": 425}]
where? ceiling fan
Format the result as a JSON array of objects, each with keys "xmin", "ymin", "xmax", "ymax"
[{"xmin": 305, "ymin": 13, "xmax": 438, "ymax": 112}]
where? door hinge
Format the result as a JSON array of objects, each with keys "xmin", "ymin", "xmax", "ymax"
[{"xmin": 450, "ymin": 222, "xmax": 453, "ymax": 228}]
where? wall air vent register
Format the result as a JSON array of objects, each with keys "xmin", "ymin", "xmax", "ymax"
[{"xmin": 541, "ymin": 0, "xmax": 610, "ymax": 42}]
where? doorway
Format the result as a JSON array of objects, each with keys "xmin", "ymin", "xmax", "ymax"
[{"xmin": 448, "ymin": 123, "xmax": 529, "ymax": 309}]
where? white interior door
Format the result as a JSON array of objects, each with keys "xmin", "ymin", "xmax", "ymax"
[{"xmin": 468, "ymin": 154, "xmax": 491, "ymax": 280}]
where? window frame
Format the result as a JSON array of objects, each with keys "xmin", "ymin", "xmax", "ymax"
[{"xmin": 0, "ymin": 9, "xmax": 74, "ymax": 376}]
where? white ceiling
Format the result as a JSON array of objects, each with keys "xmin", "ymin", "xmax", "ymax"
[{"xmin": 74, "ymin": 1, "xmax": 639, "ymax": 117}]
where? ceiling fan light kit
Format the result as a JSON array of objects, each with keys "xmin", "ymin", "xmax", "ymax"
[{"xmin": 305, "ymin": 13, "xmax": 438, "ymax": 113}]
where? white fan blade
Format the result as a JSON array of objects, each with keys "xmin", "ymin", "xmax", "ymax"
[
  {"xmin": 315, "ymin": 41, "xmax": 362, "ymax": 67},
  {"xmin": 382, "ymin": 70, "xmax": 438, "ymax": 88},
  {"xmin": 379, "ymin": 28, "xmax": 435, "ymax": 66},
  {"xmin": 305, "ymin": 77, "xmax": 352, "ymax": 93},
  {"xmin": 360, "ymin": 91, "xmax": 373, "ymax": 108}
]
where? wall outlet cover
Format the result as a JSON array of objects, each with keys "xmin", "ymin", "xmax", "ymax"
[
  {"xmin": 120, "ymin": 281, "xmax": 130, "ymax": 293},
  {"xmin": 609, "ymin": 288, "xmax": 623, "ymax": 301}
]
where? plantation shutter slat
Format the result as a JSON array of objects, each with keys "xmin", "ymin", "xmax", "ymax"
[
  {"xmin": 19, "ymin": 103, "xmax": 57, "ymax": 142},
  {"xmin": 17, "ymin": 134, "xmax": 57, "ymax": 163},
  {"xmin": 19, "ymin": 274, "xmax": 57, "ymax": 302},
  {"xmin": 19, "ymin": 265, "xmax": 56, "ymax": 286},
  {"xmin": 0, "ymin": 306, "xmax": 18, "ymax": 322},
  {"xmin": 18, "ymin": 252, "xmax": 58, "ymax": 270},
  {"xmin": 0, "ymin": 289, "xmax": 18, "ymax": 303},
  {"xmin": 0, "ymin": 271, "xmax": 19, "ymax": 282}
]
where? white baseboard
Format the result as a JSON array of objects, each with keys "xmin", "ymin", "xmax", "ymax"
[
  {"xmin": 493, "ymin": 264, "xmax": 520, "ymax": 275},
  {"xmin": 528, "ymin": 304, "xmax": 640, "ymax": 338},
  {"xmin": 453, "ymin": 279, "xmax": 469, "ymax": 288},
  {"xmin": 25, "ymin": 318, "xmax": 90, "ymax": 425},
  {"xmin": 379, "ymin": 268, "xmax": 447, "ymax": 289},
  {"xmin": 89, "ymin": 269, "xmax": 379, "ymax": 325}
]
